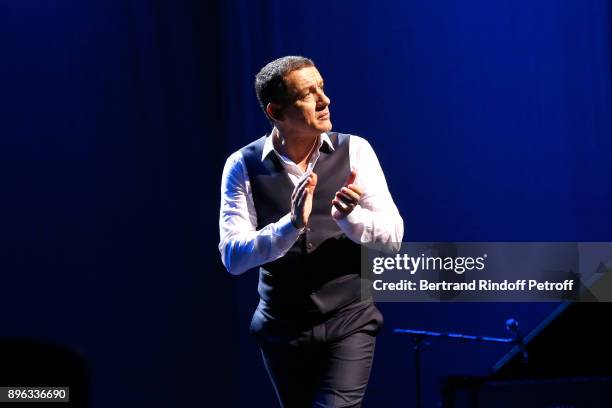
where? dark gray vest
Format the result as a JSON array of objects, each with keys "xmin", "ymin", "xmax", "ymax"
[{"xmin": 241, "ymin": 132, "xmax": 365, "ymax": 317}]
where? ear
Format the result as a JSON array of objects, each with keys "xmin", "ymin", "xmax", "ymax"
[{"xmin": 266, "ymin": 102, "xmax": 284, "ymax": 122}]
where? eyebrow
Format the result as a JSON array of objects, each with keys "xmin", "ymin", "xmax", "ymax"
[{"xmin": 295, "ymin": 80, "xmax": 324, "ymax": 96}]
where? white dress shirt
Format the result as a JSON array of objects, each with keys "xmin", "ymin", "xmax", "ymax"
[{"xmin": 219, "ymin": 128, "xmax": 404, "ymax": 275}]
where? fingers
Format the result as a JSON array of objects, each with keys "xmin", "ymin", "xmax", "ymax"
[
  {"xmin": 291, "ymin": 185, "xmax": 308, "ymax": 228},
  {"xmin": 332, "ymin": 198, "xmax": 344, "ymax": 211},
  {"xmin": 334, "ymin": 186, "xmax": 360, "ymax": 209},
  {"xmin": 295, "ymin": 173, "xmax": 310, "ymax": 191},
  {"xmin": 300, "ymin": 169, "xmax": 313, "ymax": 184},
  {"xmin": 291, "ymin": 171, "xmax": 317, "ymax": 228},
  {"xmin": 294, "ymin": 180, "xmax": 309, "ymax": 210},
  {"xmin": 333, "ymin": 194, "xmax": 356, "ymax": 210},
  {"xmin": 331, "ymin": 200, "xmax": 344, "ymax": 220},
  {"xmin": 306, "ymin": 172, "xmax": 318, "ymax": 194},
  {"xmin": 332, "ymin": 198, "xmax": 350, "ymax": 212},
  {"xmin": 332, "ymin": 198, "xmax": 354, "ymax": 219},
  {"xmin": 292, "ymin": 171, "xmax": 313, "ymax": 201},
  {"xmin": 300, "ymin": 171, "xmax": 317, "ymax": 194},
  {"xmin": 344, "ymin": 169, "xmax": 357, "ymax": 187},
  {"xmin": 343, "ymin": 169, "xmax": 363, "ymax": 196},
  {"xmin": 331, "ymin": 170, "xmax": 361, "ymax": 220},
  {"xmin": 296, "ymin": 186, "xmax": 308, "ymax": 210},
  {"xmin": 296, "ymin": 172, "xmax": 318, "ymax": 199},
  {"xmin": 347, "ymin": 183, "xmax": 364, "ymax": 196},
  {"xmin": 333, "ymin": 186, "xmax": 358, "ymax": 210},
  {"xmin": 339, "ymin": 186, "xmax": 359, "ymax": 201}
]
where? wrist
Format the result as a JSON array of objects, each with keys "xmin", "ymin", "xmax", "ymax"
[{"xmin": 291, "ymin": 214, "xmax": 305, "ymax": 229}]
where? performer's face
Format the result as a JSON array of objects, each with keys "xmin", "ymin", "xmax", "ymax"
[{"xmin": 280, "ymin": 66, "xmax": 332, "ymax": 136}]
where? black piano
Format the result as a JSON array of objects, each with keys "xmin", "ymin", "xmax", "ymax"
[{"xmin": 443, "ymin": 302, "xmax": 612, "ymax": 407}]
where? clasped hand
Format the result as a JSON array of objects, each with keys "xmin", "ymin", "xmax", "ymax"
[{"xmin": 290, "ymin": 169, "xmax": 361, "ymax": 228}]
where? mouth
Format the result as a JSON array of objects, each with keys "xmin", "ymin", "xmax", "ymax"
[{"xmin": 318, "ymin": 110, "xmax": 330, "ymax": 120}]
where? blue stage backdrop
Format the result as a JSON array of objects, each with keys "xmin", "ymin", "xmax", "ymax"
[{"xmin": 1, "ymin": 0, "xmax": 610, "ymax": 407}]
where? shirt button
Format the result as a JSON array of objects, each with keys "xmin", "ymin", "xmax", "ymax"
[
  {"xmin": 307, "ymin": 242, "xmax": 313, "ymax": 250},
  {"xmin": 306, "ymin": 228, "xmax": 311, "ymax": 232}
]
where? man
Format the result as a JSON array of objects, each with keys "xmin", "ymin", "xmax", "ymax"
[{"xmin": 219, "ymin": 56, "xmax": 403, "ymax": 407}]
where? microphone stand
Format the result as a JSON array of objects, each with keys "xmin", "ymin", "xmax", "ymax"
[{"xmin": 393, "ymin": 318, "xmax": 527, "ymax": 408}]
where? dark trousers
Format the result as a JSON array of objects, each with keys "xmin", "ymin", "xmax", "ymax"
[{"xmin": 251, "ymin": 300, "xmax": 384, "ymax": 408}]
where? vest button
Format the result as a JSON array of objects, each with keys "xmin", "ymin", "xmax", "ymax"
[
  {"xmin": 307, "ymin": 242, "xmax": 313, "ymax": 250},
  {"xmin": 306, "ymin": 227, "xmax": 311, "ymax": 232}
]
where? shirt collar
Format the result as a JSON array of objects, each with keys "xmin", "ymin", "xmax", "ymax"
[{"xmin": 261, "ymin": 127, "xmax": 335, "ymax": 161}]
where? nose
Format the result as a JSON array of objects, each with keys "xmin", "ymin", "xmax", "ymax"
[{"xmin": 316, "ymin": 89, "xmax": 330, "ymax": 109}]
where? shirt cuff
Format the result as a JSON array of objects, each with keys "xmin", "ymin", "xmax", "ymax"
[{"xmin": 334, "ymin": 206, "xmax": 364, "ymax": 242}]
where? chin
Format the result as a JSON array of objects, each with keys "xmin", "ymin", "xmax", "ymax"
[{"xmin": 319, "ymin": 120, "xmax": 332, "ymax": 132}]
